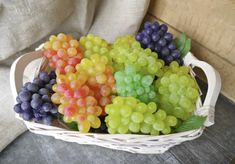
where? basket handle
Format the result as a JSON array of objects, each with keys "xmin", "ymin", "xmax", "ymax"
[
  {"xmin": 10, "ymin": 50, "xmax": 43, "ymax": 100},
  {"xmin": 183, "ymin": 52, "xmax": 221, "ymax": 127}
]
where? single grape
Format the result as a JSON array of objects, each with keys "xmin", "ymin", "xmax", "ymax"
[
  {"xmin": 50, "ymin": 105, "xmax": 58, "ymax": 114},
  {"xmin": 153, "ymin": 120, "xmax": 165, "ymax": 131},
  {"xmin": 26, "ymin": 83, "xmax": 39, "ymax": 92},
  {"xmin": 39, "ymin": 72, "xmax": 50, "ymax": 83},
  {"xmin": 151, "ymin": 32, "xmax": 160, "ymax": 42},
  {"xmin": 128, "ymin": 122, "xmax": 140, "ymax": 133},
  {"xmin": 131, "ymin": 112, "xmax": 144, "ymax": 123},
  {"xmin": 16, "ymin": 96, "xmax": 22, "ymax": 103},
  {"xmin": 21, "ymin": 102, "xmax": 31, "ymax": 111},
  {"xmin": 30, "ymin": 99, "xmax": 43, "ymax": 109},
  {"xmin": 164, "ymin": 33, "xmax": 173, "ymax": 42},
  {"xmin": 19, "ymin": 91, "xmax": 31, "ymax": 102},
  {"xmin": 161, "ymin": 48, "xmax": 170, "ymax": 57},
  {"xmin": 42, "ymin": 115, "xmax": 53, "ymax": 125},
  {"xmin": 162, "ymin": 126, "xmax": 171, "ymax": 135},
  {"xmin": 142, "ymin": 36, "xmax": 151, "ymax": 45},
  {"xmin": 140, "ymin": 123, "xmax": 151, "ymax": 134},
  {"xmin": 118, "ymin": 125, "xmax": 129, "ymax": 134},
  {"xmin": 135, "ymin": 33, "xmax": 144, "ymax": 41},
  {"xmin": 33, "ymin": 78, "xmax": 44, "ymax": 87},
  {"xmin": 168, "ymin": 43, "xmax": 176, "ymax": 50},
  {"xmin": 32, "ymin": 93, "xmax": 41, "ymax": 100},
  {"xmin": 151, "ymin": 22, "xmax": 159, "ymax": 31},
  {"xmin": 144, "ymin": 21, "xmax": 152, "ymax": 29},
  {"xmin": 158, "ymin": 38, "xmax": 167, "ymax": 47},
  {"xmin": 22, "ymin": 112, "xmax": 34, "ymax": 121},
  {"xmin": 41, "ymin": 95, "xmax": 51, "ymax": 102},
  {"xmin": 39, "ymin": 88, "xmax": 49, "ymax": 95},
  {"xmin": 42, "ymin": 103, "xmax": 52, "ymax": 112},
  {"xmin": 166, "ymin": 116, "xmax": 177, "ymax": 126},
  {"xmin": 160, "ymin": 24, "xmax": 168, "ymax": 33},
  {"xmin": 14, "ymin": 104, "xmax": 23, "ymax": 113},
  {"xmin": 144, "ymin": 113, "xmax": 155, "ymax": 124}
]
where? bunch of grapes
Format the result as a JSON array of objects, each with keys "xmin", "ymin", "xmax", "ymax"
[
  {"xmin": 75, "ymin": 54, "xmax": 116, "ymax": 107},
  {"xmin": 51, "ymin": 54, "xmax": 116, "ymax": 132},
  {"xmin": 14, "ymin": 71, "xmax": 58, "ymax": 125},
  {"xmin": 114, "ymin": 64, "xmax": 157, "ymax": 103},
  {"xmin": 109, "ymin": 35, "xmax": 165, "ymax": 77},
  {"xmin": 105, "ymin": 96, "xmax": 177, "ymax": 135},
  {"xmin": 136, "ymin": 21, "xmax": 183, "ymax": 65},
  {"xmin": 155, "ymin": 61, "xmax": 199, "ymax": 120},
  {"xmin": 43, "ymin": 33, "xmax": 83, "ymax": 74},
  {"xmin": 79, "ymin": 34, "xmax": 110, "ymax": 59}
]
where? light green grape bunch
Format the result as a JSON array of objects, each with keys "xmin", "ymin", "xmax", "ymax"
[
  {"xmin": 79, "ymin": 34, "xmax": 110, "ymax": 59},
  {"xmin": 109, "ymin": 35, "xmax": 165, "ymax": 77},
  {"xmin": 155, "ymin": 61, "xmax": 199, "ymax": 120},
  {"xmin": 105, "ymin": 96, "xmax": 177, "ymax": 135}
]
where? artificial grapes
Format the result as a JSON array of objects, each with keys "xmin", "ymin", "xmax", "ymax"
[
  {"xmin": 43, "ymin": 33, "xmax": 83, "ymax": 74},
  {"xmin": 136, "ymin": 21, "xmax": 183, "ymax": 65},
  {"xmin": 155, "ymin": 61, "xmax": 199, "ymax": 120},
  {"xmin": 79, "ymin": 34, "xmax": 110, "ymax": 59},
  {"xmin": 114, "ymin": 64, "xmax": 157, "ymax": 103},
  {"xmin": 105, "ymin": 96, "xmax": 177, "ymax": 135},
  {"xmin": 51, "ymin": 54, "xmax": 116, "ymax": 132},
  {"xmin": 13, "ymin": 30, "xmax": 201, "ymax": 136},
  {"xmin": 14, "ymin": 71, "xmax": 58, "ymax": 125},
  {"xmin": 109, "ymin": 36, "xmax": 165, "ymax": 77}
]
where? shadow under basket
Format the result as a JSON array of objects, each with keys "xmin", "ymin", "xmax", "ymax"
[{"xmin": 10, "ymin": 49, "xmax": 221, "ymax": 154}]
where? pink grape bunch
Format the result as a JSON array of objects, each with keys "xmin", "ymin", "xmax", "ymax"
[
  {"xmin": 155, "ymin": 61, "xmax": 199, "ymax": 120},
  {"xmin": 43, "ymin": 33, "xmax": 83, "ymax": 74},
  {"xmin": 105, "ymin": 96, "xmax": 178, "ymax": 135},
  {"xmin": 51, "ymin": 54, "xmax": 116, "ymax": 132}
]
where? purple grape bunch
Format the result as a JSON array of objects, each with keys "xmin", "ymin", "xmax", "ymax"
[
  {"xmin": 14, "ymin": 71, "xmax": 58, "ymax": 125},
  {"xmin": 136, "ymin": 21, "xmax": 183, "ymax": 65}
]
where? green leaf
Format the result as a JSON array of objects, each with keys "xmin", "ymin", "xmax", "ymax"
[
  {"xmin": 181, "ymin": 38, "xmax": 191, "ymax": 58},
  {"xmin": 176, "ymin": 116, "xmax": 206, "ymax": 132},
  {"xmin": 66, "ymin": 121, "xmax": 78, "ymax": 131},
  {"xmin": 174, "ymin": 33, "xmax": 187, "ymax": 52},
  {"xmin": 174, "ymin": 32, "xmax": 192, "ymax": 58}
]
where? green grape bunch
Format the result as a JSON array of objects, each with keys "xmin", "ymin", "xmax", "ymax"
[
  {"xmin": 109, "ymin": 35, "xmax": 165, "ymax": 77},
  {"xmin": 155, "ymin": 61, "xmax": 199, "ymax": 120},
  {"xmin": 105, "ymin": 96, "xmax": 177, "ymax": 135},
  {"xmin": 114, "ymin": 64, "xmax": 157, "ymax": 103},
  {"xmin": 79, "ymin": 34, "xmax": 110, "ymax": 58}
]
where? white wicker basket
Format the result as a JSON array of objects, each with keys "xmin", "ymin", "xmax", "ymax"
[{"xmin": 10, "ymin": 49, "xmax": 221, "ymax": 154}]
